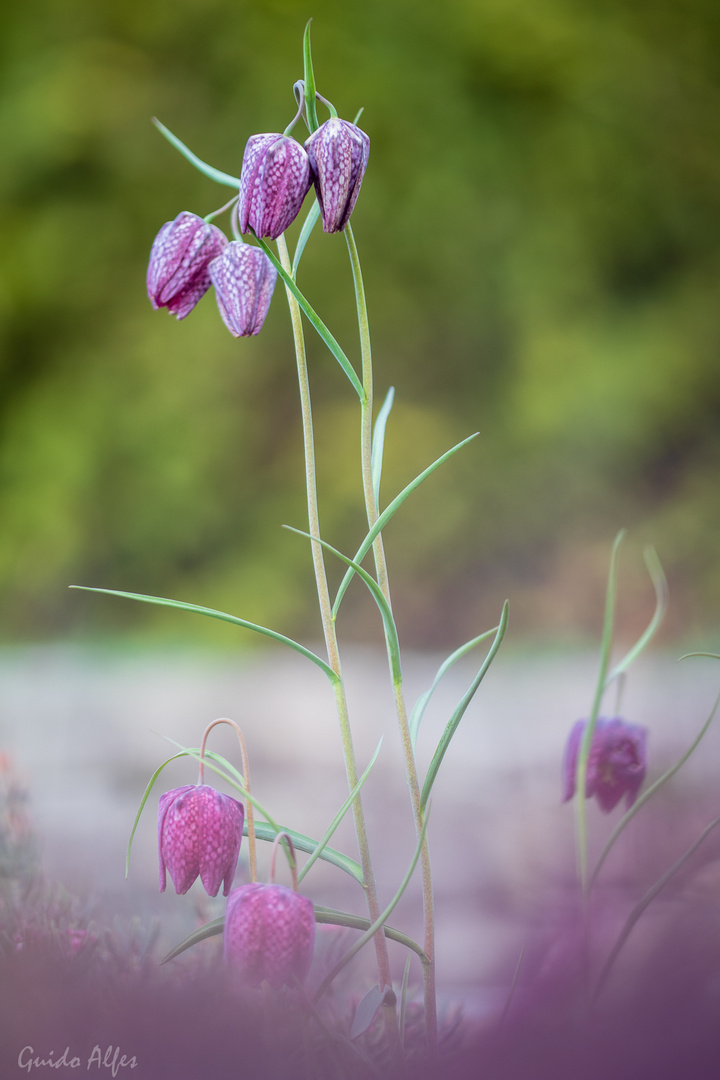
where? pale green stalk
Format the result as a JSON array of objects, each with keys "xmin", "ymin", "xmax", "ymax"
[
  {"xmin": 345, "ymin": 223, "xmax": 438, "ymax": 1057},
  {"xmin": 276, "ymin": 235, "xmax": 396, "ymax": 1014}
]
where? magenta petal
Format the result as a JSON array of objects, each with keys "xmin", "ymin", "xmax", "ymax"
[
  {"xmin": 238, "ymin": 134, "xmax": 312, "ymax": 240},
  {"xmin": 561, "ymin": 717, "xmax": 648, "ymax": 814},
  {"xmin": 158, "ymin": 784, "xmax": 244, "ymax": 897},
  {"xmin": 224, "ymin": 883, "xmax": 315, "ymax": 989},
  {"xmin": 147, "ymin": 211, "xmax": 228, "ymax": 320},
  {"xmin": 305, "ymin": 118, "xmax": 370, "ymax": 233},
  {"xmin": 209, "ymin": 243, "xmax": 277, "ymax": 337}
]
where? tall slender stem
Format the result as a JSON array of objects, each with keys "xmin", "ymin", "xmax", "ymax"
[
  {"xmin": 276, "ymin": 234, "xmax": 396, "ymax": 1007},
  {"xmin": 345, "ymin": 223, "xmax": 438, "ymax": 1057}
]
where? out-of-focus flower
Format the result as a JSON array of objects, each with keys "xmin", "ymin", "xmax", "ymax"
[
  {"xmin": 304, "ymin": 118, "xmax": 370, "ymax": 233},
  {"xmin": 158, "ymin": 784, "xmax": 244, "ymax": 897},
  {"xmin": 238, "ymin": 134, "xmax": 312, "ymax": 240},
  {"xmin": 562, "ymin": 717, "xmax": 648, "ymax": 813},
  {"xmin": 224, "ymin": 883, "xmax": 315, "ymax": 989},
  {"xmin": 209, "ymin": 243, "xmax": 277, "ymax": 337},
  {"xmin": 147, "ymin": 211, "xmax": 228, "ymax": 319}
]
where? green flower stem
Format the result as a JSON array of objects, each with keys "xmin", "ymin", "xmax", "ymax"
[
  {"xmin": 345, "ymin": 223, "xmax": 438, "ymax": 1058},
  {"xmin": 275, "ymin": 234, "xmax": 396, "ymax": 1016},
  {"xmin": 576, "ymin": 530, "xmax": 625, "ymax": 897}
]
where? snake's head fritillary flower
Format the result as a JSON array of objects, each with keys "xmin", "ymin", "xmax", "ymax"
[
  {"xmin": 158, "ymin": 784, "xmax": 244, "ymax": 897},
  {"xmin": 224, "ymin": 883, "xmax": 315, "ymax": 989},
  {"xmin": 238, "ymin": 134, "xmax": 313, "ymax": 240},
  {"xmin": 208, "ymin": 242, "xmax": 277, "ymax": 337},
  {"xmin": 304, "ymin": 118, "xmax": 370, "ymax": 233},
  {"xmin": 147, "ymin": 211, "xmax": 228, "ymax": 319},
  {"xmin": 562, "ymin": 717, "xmax": 648, "ymax": 813}
]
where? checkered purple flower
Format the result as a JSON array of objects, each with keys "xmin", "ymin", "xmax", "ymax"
[
  {"xmin": 147, "ymin": 211, "xmax": 228, "ymax": 319},
  {"xmin": 224, "ymin": 883, "xmax": 315, "ymax": 989},
  {"xmin": 304, "ymin": 118, "xmax": 370, "ymax": 233},
  {"xmin": 208, "ymin": 242, "xmax": 277, "ymax": 337},
  {"xmin": 158, "ymin": 784, "xmax": 244, "ymax": 897},
  {"xmin": 562, "ymin": 717, "xmax": 648, "ymax": 813},
  {"xmin": 238, "ymin": 133, "xmax": 313, "ymax": 240}
]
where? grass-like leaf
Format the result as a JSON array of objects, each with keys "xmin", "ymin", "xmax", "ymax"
[
  {"xmin": 298, "ymin": 739, "xmax": 382, "ymax": 885},
  {"xmin": 313, "ymin": 809, "xmax": 431, "ymax": 1002},
  {"xmin": 371, "ymin": 387, "xmax": 395, "ymax": 510},
  {"xmin": 410, "ymin": 626, "xmax": 500, "ymax": 750},
  {"xmin": 284, "ymin": 526, "xmax": 402, "ymax": 685},
  {"xmin": 152, "ymin": 118, "xmax": 240, "ymax": 188},
  {"xmin": 302, "ymin": 19, "xmax": 319, "ymax": 135},
  {"xmin": 594, "ymin": 813, "xmax": 720, "ymax": 1002},
  {"xmin": 252, "ymin": 235, "xmax": 364, "ymax": 400},
  {"xmin": 161, "ymin": 905, "xmax": 428, "ymax": 966},
  {"xmin": 606, "ymin": 545, "xmax": 668, "ymax": 685},
  {"xmin": 420, "ymin": 602, "xmax": 509, "ymax": 811},
  {"xmin": 70, "ymin": 586, "xmax": 337, "ymax": 683},
  {"xmin": 126, "ymin": 752, "xmax": 186, "ymax": 876},
  {"xmin": 292, "ymin": 200, "xmax": 321, "ymax": 279},
  {"xmin": 332, "ymin": 433, "xmax": 479, "ymax": 617}
]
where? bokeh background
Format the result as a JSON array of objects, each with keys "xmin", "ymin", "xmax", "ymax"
[{"xmin": 1, "ymin": 0, "xmax": 720, "ymax": 649}]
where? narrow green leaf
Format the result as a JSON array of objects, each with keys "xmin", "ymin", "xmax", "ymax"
[
  {"xmin": 421, "ymin": 602, "xmax": 509, "ymax": 811},
  {"xmin": 152, "ymin": 118, "xmax": 240, "ymax": 188},
  {"xmin": 70, "ymin": 586, "xmax": 337, "ymax": 683},
  {"xmin": 303, "ymin": 20, "xmax": 319, "ymax": 134},
  {"xmin": 162, "ymin": 916, "xmax": 225, "ymax": 964},
  {"xmin": 313, "ymin": 906, "xmax": 428, "ymax": 963},
  {"xmin": 298, "ymin": 739, "xmax": 382, "ymax": 884},
  {"xmin": 126, "ymin": 752, "xmax": 187, "ymax": 877},
  {"xmin": 606, "ymin": 546, "xmax": 667, "ymax": 684},
  {"xmin": 678, "ymin": 652, "xmax": 720, "ymax": 662},
  {"xmin": 252, "ymin": 823, "xmax": 364, "ymax": 884},
  {"xmin": 332, "ymin": 433, "xmax": 479, "ymax": 617},
  {"xmin": 162, "ymin": 906, "xmax": 428, "ymax": 966},
  {"xmin": 410, "ymin": 626, "xmax": 499, "ymax": 750},
  {"xmin": 399, "ymin": 953, "xmax": 412, "ymax": 1050},
  {"xmin": 594, "ymin": 813, "xmax": 720, "ymax": 1002},
  {"xmin": 371, "ymin": 387, "xmax": 395, "ymax": 509},
  {"xmin": 590, "ymin": 688, "xmax": 720, "ymax": 886},
  {"xmin": 313, "ymin": 809, "xmax": 431, "ymax": 1002},
  {"xmin": 252, "ymin": 235, "xmax": 364, "ymax": 399},
  {"xmin": 292, "ymin": 201, "xmax": 321, "ymax": 279},
  {"xmin": 284, "ymin": 526, "xmax": 401, "ymax": 684}
]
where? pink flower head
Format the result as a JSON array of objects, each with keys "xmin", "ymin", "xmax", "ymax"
[
  {"xmin": 304, "ymin": 118, "xmax": 370, "ymax": 233},
  {"xmin": 238, "ymin": 133, "xmax": 313, "ymax": 240},
  {"xmin": 208, "ymin": 242, "xmax": 277, "ymax": 337},
  {"xmin": 158, "ymin": 784, "xmax": 244, "ymax": 897},
  {"xmin": 147, "ymin": 211, "xmax": 228, "ymax": 319},
  {"xmin": 224, "ymin": 883, "xmax": 315, "ymax": 989},
  {"xmin": 562, "ymin": 717, "xmax": 648, "ymax": 813}
]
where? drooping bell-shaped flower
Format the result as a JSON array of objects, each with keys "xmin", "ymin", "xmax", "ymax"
[
  {"xmin": 147, "ymin": 211, "xmax": 228, "ymax": 319},
  {"xmin": 208, "ymin": 242, "xmax": 277, "ymax": 337},
  {"xmin": 562, "ymin": 717, "xmax": 648, "ymax": 813},
  {"xmin": 304, "ymin": 118, "xmax": 370, "ymax": 233},
  {"xmin": 237, "ymin": 134, "xmax": 313, "ymax": 240},
  {"xmin": 158, "ymin": 784, "xmax": 244, "ymax": 896},
  {"xmin": 224, "ymin": 883, "xmax": 315, "ymax": 989}
]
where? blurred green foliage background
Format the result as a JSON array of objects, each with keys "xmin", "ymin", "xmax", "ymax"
[{"xmin": 1, "ymin": 0, "xmax": 719, "ymax": 647}]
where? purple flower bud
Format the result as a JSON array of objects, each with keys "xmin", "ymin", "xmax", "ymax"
[
  {"xmin": 562, "ymin": 717, "xmax": 648, "ymax": 813},
  {"xmin": 224, "ymin": 883, "xmax": 315, "ymax": 989},
  {"xmin": 238, "ymin": 134, "xmax": 313, "ymax": 240},
  {"xmin": 208, "ymin": 242, "xmax": 277, "ymax": 337},
  {"xmin": 147, "ymin": 211, "xmax": 228, "ymax": 319},
  {"xmin": 304, "ymin": 118, "xmax": 370, "ymax": 234},
  {"xmin": 158, "ymin": 784, "xmax": 244, "ymax": 897}
]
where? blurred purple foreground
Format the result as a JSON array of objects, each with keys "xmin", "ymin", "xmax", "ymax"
[{"xmin": 2, "ymin": 644, "xmax": 720, "ymax": 1077}]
